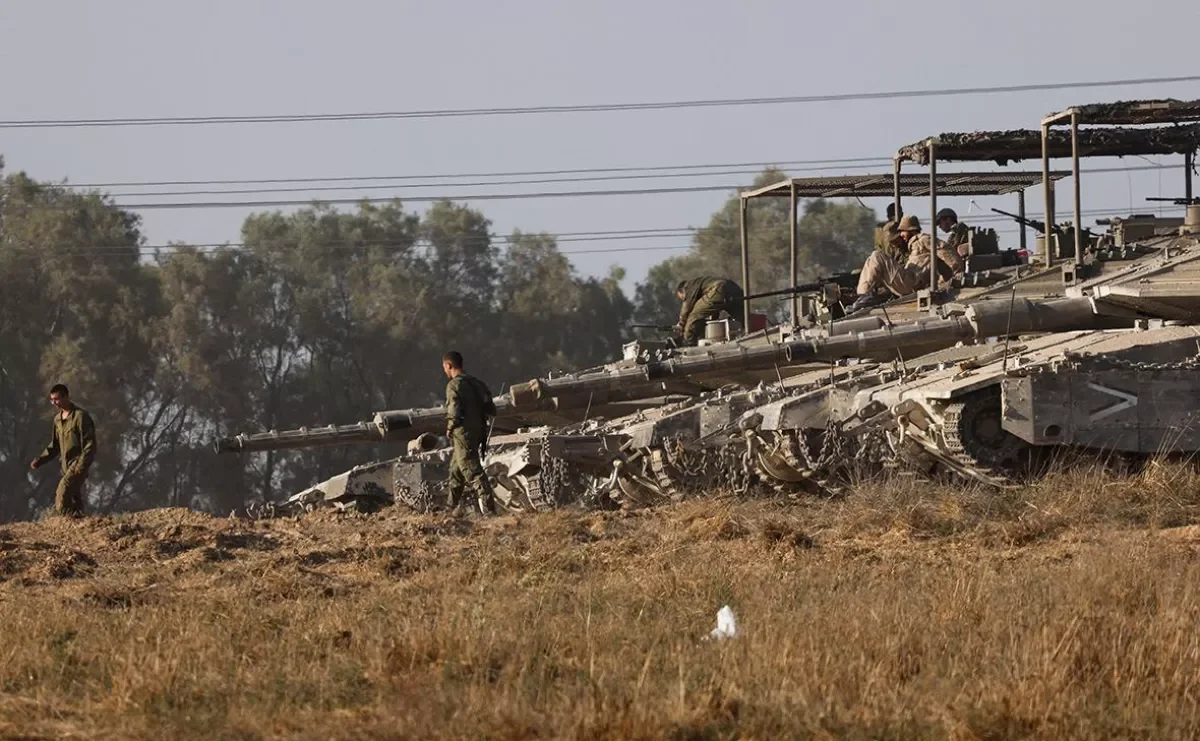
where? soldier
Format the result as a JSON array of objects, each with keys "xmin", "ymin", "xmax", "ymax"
[
  {"xmin": 442, "ymin": 351, "xmax": 498, "ymax": 515},
  {"xmin": 851, "ymin": 215, "xmax": 956, "ymax": 310},
  {"xmin": 674, "ymin": 276, "xmax": 745, "ymax": 345},
  {"xmin": 936, "ymin": 208, "xmax": 971, "ymax": 257},
  {"xmin": 874, "ymin": 203, "xmax": 904, "ymax": 258},
  {"xmin": 29, "ymin": 383, "xmax": 96, "ymax": 517},
  {"xmin": 903, "ymin": 213, "xmax": 965, "ymax": 277}
]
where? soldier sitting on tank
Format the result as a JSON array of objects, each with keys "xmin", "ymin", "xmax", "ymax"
[
  {"xmin": 849, "ymin": 215, "xmax": 957, "ymax": 311},
  {"xmin": 936, "ymin": 207, "xmax": 972, "ymax": 258},
  {"xmin": 874, "ymin": 203, "xmax": 904, "ymax": 258},
  {"xmin": 898, "ymin": 214, "xmax": 963, "ymax": 284},
  {"xmin": 673, "ymin": 276, "xmax": 745, "ymax": 345}
]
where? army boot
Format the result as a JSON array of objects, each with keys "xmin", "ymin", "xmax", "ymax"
[{"xmin": 446, "ymin": 488, "xmax": 465, "ymax": 516}]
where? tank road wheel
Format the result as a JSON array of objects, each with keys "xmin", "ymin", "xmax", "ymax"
[
  {"xmin": 649, "ymin": 449, "xmax": 688, "ymax": 502},
  {"xmin": 753, "ymin": 432, "xmax": 810, "ymax": 486},
  {"xmin": 942, "ymin": 387, "xmax": 1031, "ymax": 474},
  {"xmin": 516, "ymin": 473, "xmax": 557, "ymax": 512},
  {"xmin": 611, "ymin": 457, "xmax": 670, "ymax": 509},
  {"xmin": 489, "ymin": 472, "xmax": 529, "ymax": 513}
]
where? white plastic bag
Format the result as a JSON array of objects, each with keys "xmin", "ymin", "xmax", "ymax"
[{"xmin": 709, "ymin": 605, "xmax": 738, "ymax": 640}]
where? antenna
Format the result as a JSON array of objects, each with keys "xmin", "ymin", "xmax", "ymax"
[{"xmin": 1002, "ymin": 286, "xmax": 1018, "ymax": 372}]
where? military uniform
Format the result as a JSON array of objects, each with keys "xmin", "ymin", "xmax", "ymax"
[
  {"xmin": 445, "ymin": 372, "xmax": 498, "ymax": 514},
  {"xmin": 856, "ymin": 250, "xmax": 921, "ymax": 298},
  {"xmin": 942, "ymin": 222, "xmax": 971, "ymax": 255},
  {"xmin": 907, "ymin": 232, "xmax": 964, "ymax": 279},
  {"xmin": 873, "ymin": 220, "xmax": 904, "ymax": 260},
  {"xmin": 676, "ymin": 277, "xmax": 745, "ymax": 344},
  {"xmin": 32, "ymin": 406, "xmax": 96, "ymax": 516},
  {"xmin": 856, "ymin": 225, "xmax": 960, "ymax": 299}
]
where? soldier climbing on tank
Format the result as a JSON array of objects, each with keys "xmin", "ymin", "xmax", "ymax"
[
  {"xmin": 674, "ymin": 276, "xmax": 745, "ymax": 345},
  {"xmin": 936, "ymin": 208, "xmax": 971, "ymax": 258},
  {"xmin": 442, "ymin": 351, "xmax": 498, "ymax": 516}
]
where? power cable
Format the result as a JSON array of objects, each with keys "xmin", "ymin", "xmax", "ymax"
[
  {"xmin": 13, "ymin": 162, "xmax": 1185, "ymax": 210},
  {"xmin": 3, "ymin": 75, "xmax": 1196, "ymax": 129},
  {"xmin": 20, "ymin": 203, "xmax": 1184, "ymax": 258},
  {"xmin": 95, "ymin": 162, "xmax": 898, "ymax": 198},
  {"xmin": 63, "ymin": 157, "xmax": 892, "ymax": 189}
]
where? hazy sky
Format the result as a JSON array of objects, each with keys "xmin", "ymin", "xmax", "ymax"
[{"xmin": 2, "ymin": 0, "xmax": 1197, "ymax": 294}]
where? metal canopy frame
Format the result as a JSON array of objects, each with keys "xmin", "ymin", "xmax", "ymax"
[
  {"xmin": 1041, "ymin": 99, "xmax": 1200, "ymax": 269},
  {"xmin": 737, "ymin": 171, "xmax": 1067, "ymax": 325},
  {"xmin": 895, "ymin": 125, "xmax": 1200, "ymax": 165},
  {"xmin": 890, "ymin": 133, "xmax": 1076, "ymax": 313}
]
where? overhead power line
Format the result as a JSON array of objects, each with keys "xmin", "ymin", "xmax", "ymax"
[
  {"xmin": 93, "ymin": 164, "xmax": 887, "ymax": 199},
  {"xmin": 105, "ymin": 183, "xmax": 747, "ymax": 209},
  {"xmin": 64, "ymin": 157, "xmax": 891, "ymax": 189},
  {"xmin": 68, "ymin": 162, "xmax": 1188, "ymax": 211},
  {"xmin": 3, "ymin": 75, "xmax": 1198, "ymax": 129},
  {"xmin": 29, "ymin": 203, "xmax": 1185, "ymax": 259}
]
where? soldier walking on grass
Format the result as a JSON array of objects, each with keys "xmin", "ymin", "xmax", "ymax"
[
  {"xmin": 442, "ymin": 351, "xmax": 499, "ymax": 515},
  {"xmin": 29, "ymin": 383, "xmax": 96, "ymax": 517}
]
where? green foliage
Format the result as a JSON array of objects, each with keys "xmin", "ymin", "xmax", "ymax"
[
  {"xmin": 633, "ymin": 168, "xmax": 877, "ymax": 325},
  {"xmin": 0, "ymin": 160, "xmax": 869, "ymax": 519}
]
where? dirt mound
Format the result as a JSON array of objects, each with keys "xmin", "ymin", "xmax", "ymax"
[{"xmin": 0, "ymin": 537, "xmax": 97, "ymax": 585}]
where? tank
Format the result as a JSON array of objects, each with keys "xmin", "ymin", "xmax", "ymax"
[{"xmin": 215, "ymin": 100, "xmax": 1200, "ymax": 512}]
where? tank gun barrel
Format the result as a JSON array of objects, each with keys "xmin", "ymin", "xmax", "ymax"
[
  {"xmin": 215, "ymin": 296, "xmax": 1140, "ymax": 456},
  {"xmin": 213, "ymin": 405, "xmax": 449, "ymax": 454},
  {"xmin": 215, "ymin": 366, "xmax": 660, "ymax": 455},
  {"xmin": 783, "ymin": 297, "xmax": 1121, "ymax": 364}
]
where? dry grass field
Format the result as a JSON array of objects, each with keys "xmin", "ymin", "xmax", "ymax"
[{"xmin": 4, "ymin": 464, "xmax": 1200, "ymax": 739}]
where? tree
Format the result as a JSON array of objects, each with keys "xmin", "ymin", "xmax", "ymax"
[
  {"xmin": 0, "ymin": 167, "xmax": 165, "ymax": 520},
  {"xmin": 633, "ymin": 168, "xmax": 876, "ymax": 326},
  {"xmin": 497, "ymin": 232, "xmax": 633, "ymax": 378},
  {"xmin": 0, "ymin": 161, "xmax": 645, "ymax": 519}
]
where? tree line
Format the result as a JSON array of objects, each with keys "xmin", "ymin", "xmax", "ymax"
[{"xmin": 0, "ymin": 161, "xmax": 874, "ymax": 520}]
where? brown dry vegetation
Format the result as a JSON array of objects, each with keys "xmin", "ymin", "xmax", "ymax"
[{"xmin": 4, "ymin": 464, "xmax": 1200, "ymax": 739}]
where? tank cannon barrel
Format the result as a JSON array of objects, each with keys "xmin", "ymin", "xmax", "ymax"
[
  {"xmin": 783, "ymin": 297, "xmax": 1122, "ymax": 364},
  {"xmin": 215, "ymin": 366, "xmax": 663, "ymax": 455},
  {"xmin": 214, "ymin": 420, "xmax": 387, "ymax": 454},
  {"xmin": 213, "ymin": 405, "xmax": 450, "ymax": 454},
  {"xmin": 214, "ymin": 297, "xmax": 1136, "ymax": 456}
]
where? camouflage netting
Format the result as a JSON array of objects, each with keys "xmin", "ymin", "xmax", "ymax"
[
  {"xmin": 1062, "ymin": 99, "xmax": 1200, "ymax": 126},
  {"xmin": 897, "ymin": 124, "xmax": 1200, "ymax": 166}
]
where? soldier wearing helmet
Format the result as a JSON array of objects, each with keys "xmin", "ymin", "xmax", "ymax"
[
  {"xmin": 851, "ymin": 214, "xmax": 958, "ymax": 310},
  {"xmin": 902, "ymin": 213, "xmax": 964, "ymax": 277},
  {"xmin": 936, "ymin": 207, "xmax": 971, "ymax": 257}
]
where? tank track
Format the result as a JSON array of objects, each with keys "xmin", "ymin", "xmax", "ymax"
[
  {"xmin": 396, "ymin": 479, "xmax": 440, "ymax": 513},
  {"xmin": 938, "ymin": 387, "xmax": 1027, "ymax": 487}
]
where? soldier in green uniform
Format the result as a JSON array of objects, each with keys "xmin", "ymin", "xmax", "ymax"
[
  {"xmin": 673, "ymin": 276, "xmax": 745, "ymax": 345},
  {"xmin": 874, "ymin": 203, "xmax": 905, "ymax": 259},
  {"xmin": 29, "ymin": 384, "xmax": 96, "ymax": 516},
  {"xmin": 936, "ymin": 208, "xmax": 971, "ymax": 256},
  {"xmin": 442, "ymin": 351, "xmax": 498, "ymax": 515}
]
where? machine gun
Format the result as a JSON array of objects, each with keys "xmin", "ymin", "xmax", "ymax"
[
  {"xmin": 990, "ymin": 207, "xmax": 1097, "ymax": 239},
  {"xmin": 741, "ymin": 270, "xmax": 861, "ymax": 302},
  {"xmin": 629, "ymin": 324, "xmax": 677, "ymax": 332},
  {"xmin": 990, "ymin": 207, "xmax": 1096, "ymax": 261},
  {"xmin": 990, "ymin": 208, "xmax": 1052, "ymax": 235}
]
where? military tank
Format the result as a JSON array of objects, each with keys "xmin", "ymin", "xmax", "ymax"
[{"xmin": 215, "ymin": 98, "xmax": 1200, "ymax": 512}]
